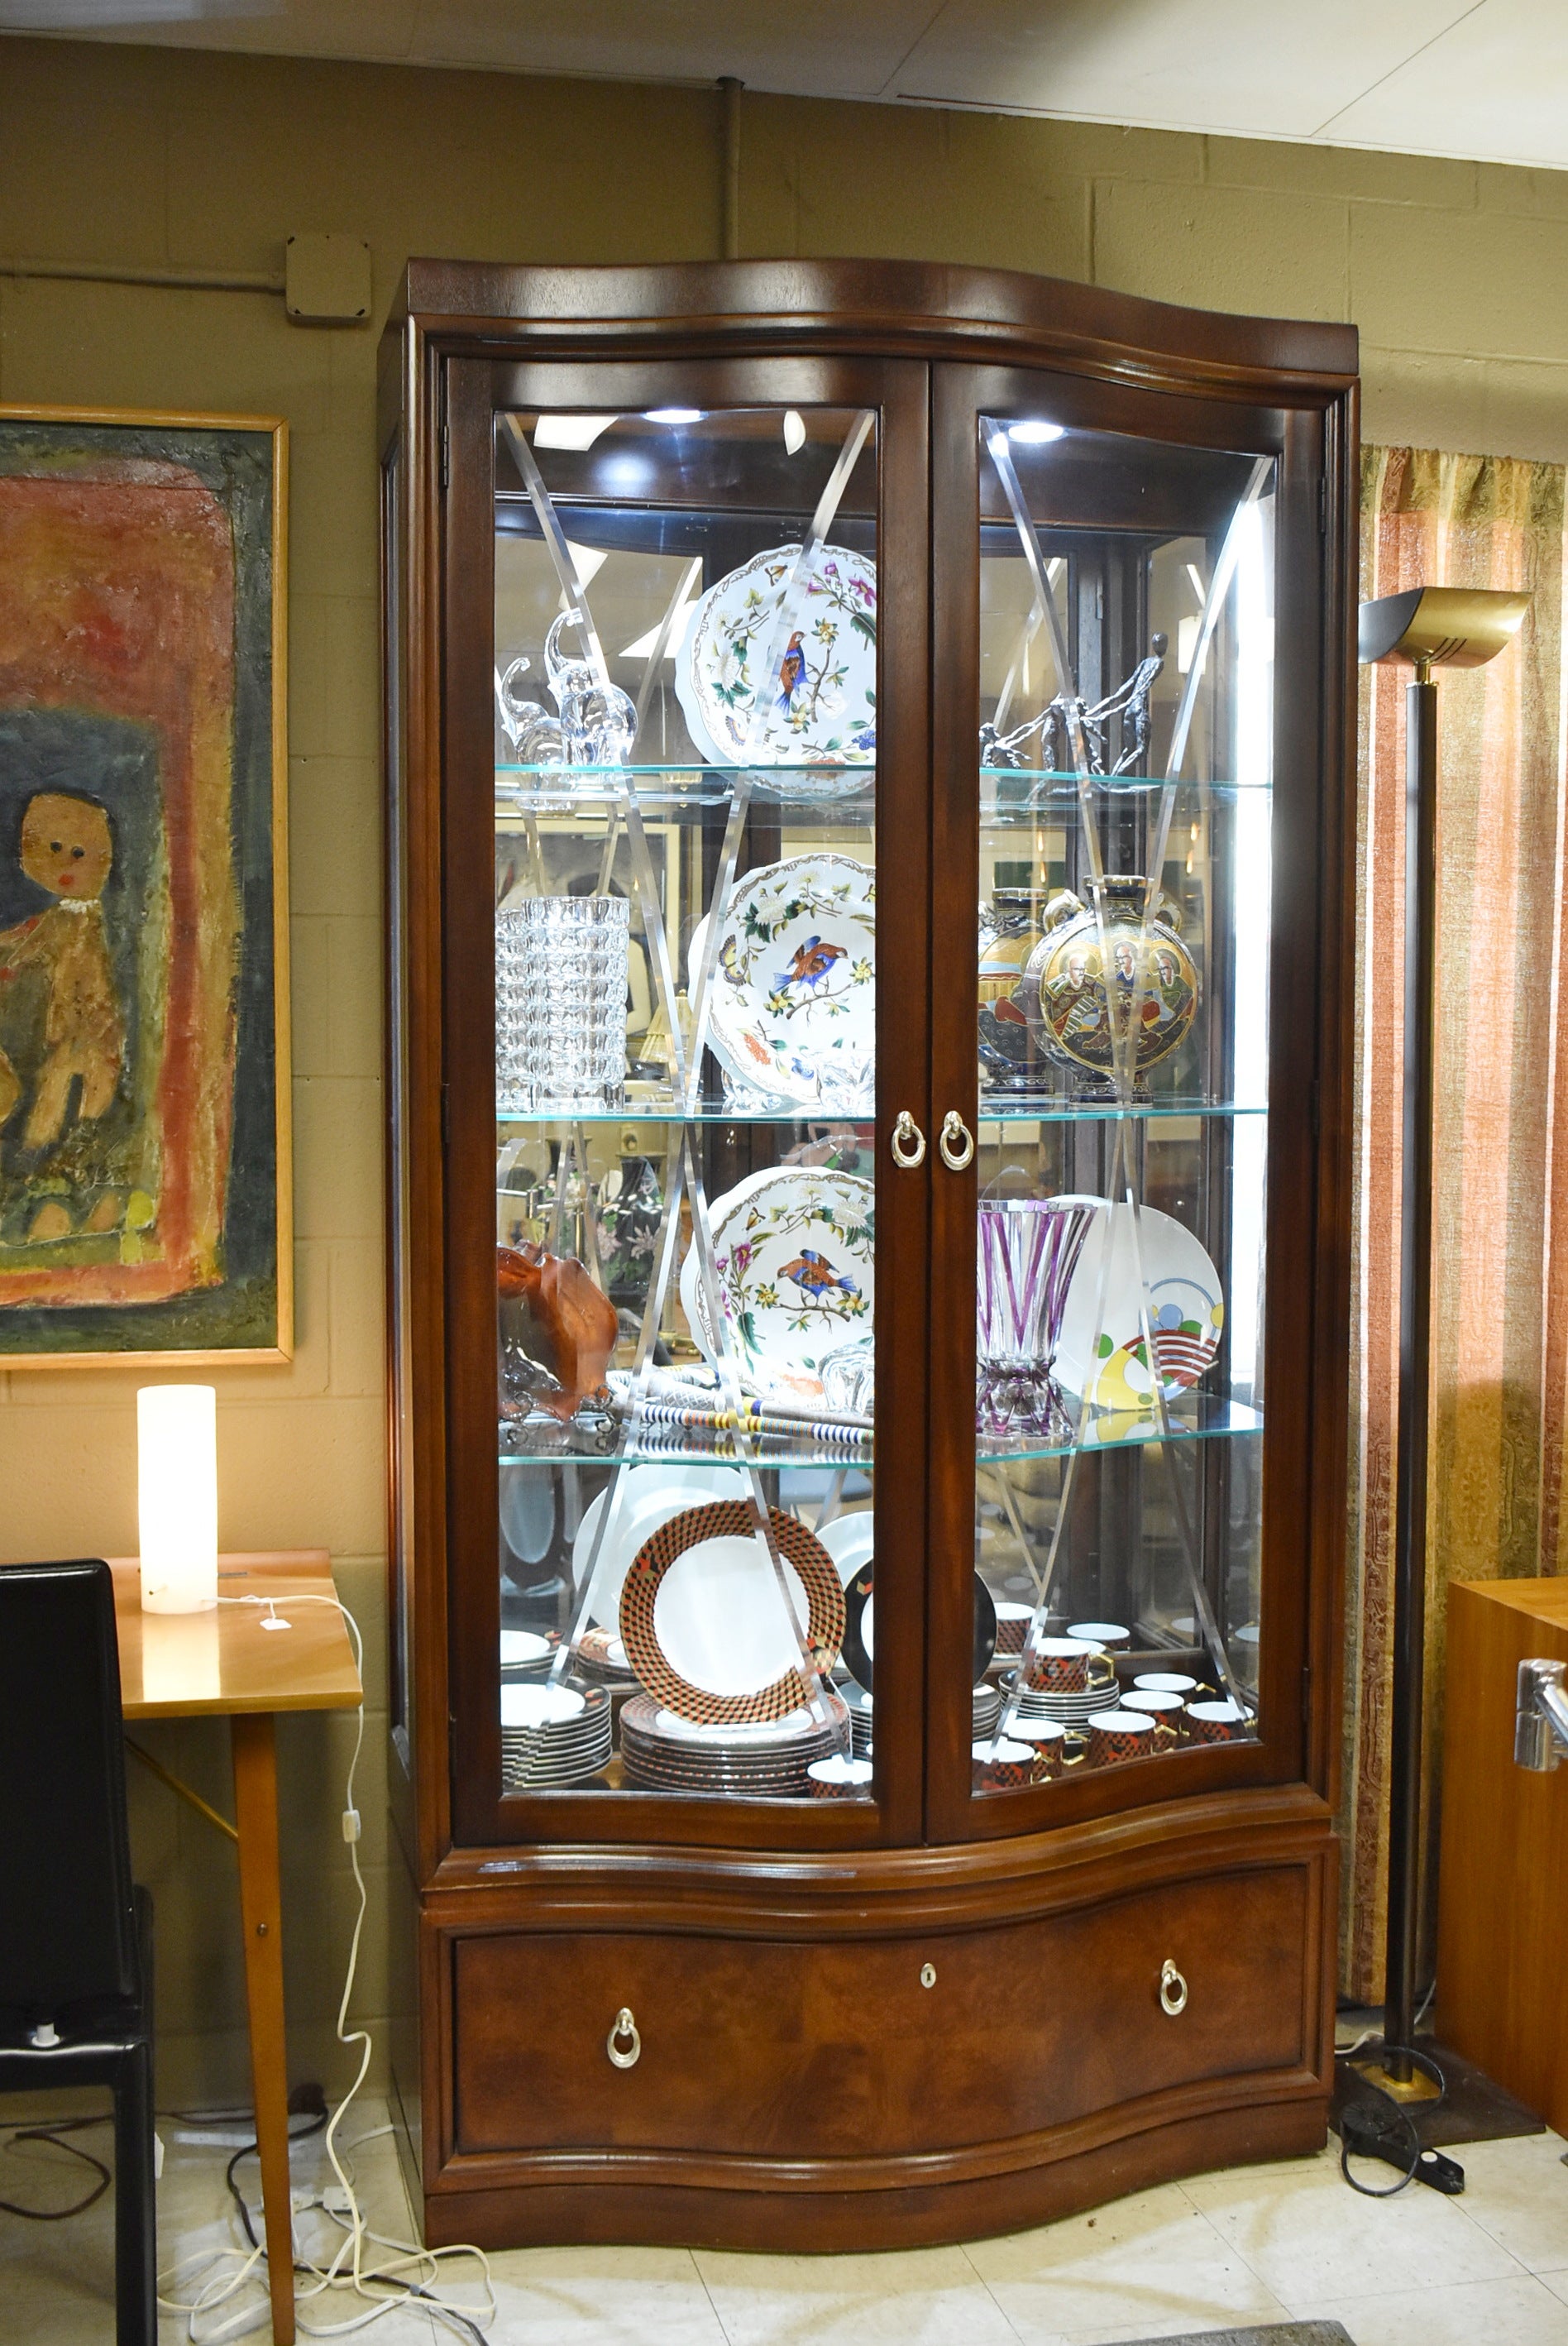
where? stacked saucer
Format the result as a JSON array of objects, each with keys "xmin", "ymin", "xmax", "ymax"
[
  {"xmin": 500, "ymin": 1682, "xmax": 613, "ymax": 1789},
  {"xmin": 997, "ymin": 1669, "xmax": 1121, "ymax": 1731},
  {"xmin": 619, "ymin": 1692, "xmax": 848, "ymax": 1798},
  {"xmin": 574, "ymin": 1625, "xmax": 638, "ymax": 1688},
  {"xmin": 972, "ymin": 1681, "xmax": 1002, "ymax": 1742}
]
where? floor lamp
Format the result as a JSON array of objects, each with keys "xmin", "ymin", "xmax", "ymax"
[{"xmin": 1357, "ymin": 584, "xmax": 1530, "ymax": 2095}]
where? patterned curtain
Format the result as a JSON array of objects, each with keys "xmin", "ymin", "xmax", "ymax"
[{"xmin": 1343, "ymin": 448, "xmax": 1568, "ymax": 1999}]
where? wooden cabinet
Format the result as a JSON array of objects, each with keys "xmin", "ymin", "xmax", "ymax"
[
  {"xmin": 1437, "ymin": 1578, "xmax": 1568, "ymax": 2131},
  {"xmin": 379, "ymin": 259, "xmax": 1356, "ymax": 2249}
]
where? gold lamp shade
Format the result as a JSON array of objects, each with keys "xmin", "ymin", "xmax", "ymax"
[{"xmin": 1359, "ymin": 584, "xmax": 1529, "ymax": 673}]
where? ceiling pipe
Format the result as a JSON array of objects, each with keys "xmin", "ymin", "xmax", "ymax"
[{"xmin": 718, "ymin": 76, "xmax": 743, "ymax": 260}]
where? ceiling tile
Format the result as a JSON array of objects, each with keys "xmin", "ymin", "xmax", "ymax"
[
  {"xmin": 41, "ymin": 0, "xmax": 418, "ymax": 63},
  {"xmin": 1320, "ymin": 0, "xmax": 1568, "ymax": 170},
  {"xmin": 406, "ymin": 0, "xmax": 944, "ymax": 98},
  {"xmin": 8, "ymin": 0, "xmax": 1568, "ymax": 179},
  {"xmin": 892, "ymin": 0, "xmax": 1468, "ymax": 142}
]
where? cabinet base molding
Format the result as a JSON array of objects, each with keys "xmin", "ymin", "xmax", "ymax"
[{"xmin": 421, "ymin": 2095, "xmax": 1325, "ymax": 2253}]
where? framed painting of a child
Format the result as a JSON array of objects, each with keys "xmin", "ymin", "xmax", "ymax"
[{"xmin": 0, "ymin": 407, "xmax": 290, "ymax": 1363}]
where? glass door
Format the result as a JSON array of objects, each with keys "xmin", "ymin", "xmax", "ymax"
[
  {"xmin": 442, "ymin": 358, "xmax": 930, "ymax": 1846},
  {"xmin": 928, "ymin": 367, "xmax": 1322, "ymax": 1835}
]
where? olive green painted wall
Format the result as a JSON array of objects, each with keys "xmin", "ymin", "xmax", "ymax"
[{"xmin": 1, "ymin": 32, "xmax": 1565, "ymax": 2106}]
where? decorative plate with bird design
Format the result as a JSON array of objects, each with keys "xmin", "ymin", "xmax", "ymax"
[
  {"xmin": 696, "ymin": 850, "xmax": 875, "ymax": 1110},
  {"xmin": 674, "ymin": 542, "xmax": 877, "ymax": 777},
  {"xmin": 681, "ymin": 1166, "xmax": 875, "ymax": 1401}
]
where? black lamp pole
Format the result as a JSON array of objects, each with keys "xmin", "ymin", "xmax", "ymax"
[
  {"xmin": 1358, "ymin": 586, "xmax": 1528, "ymax": 2095},
  {"xmin": 1384, "ymin": 659, "xmax": 1437, "ymax": 2087}
]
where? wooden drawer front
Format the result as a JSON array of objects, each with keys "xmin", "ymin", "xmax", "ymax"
[{"xmin": 452, "ymin": 1865, "xmax": 1308, "ymax": 2160}]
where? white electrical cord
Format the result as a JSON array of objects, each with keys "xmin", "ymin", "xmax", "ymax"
[
  {"xmin": 1335, "ymin": 1978, "xmax": 1438, "ymax": 2063},
  {"xmin": 156, "ymin": 1592, "xmax": 495, "ymax": 2342}
]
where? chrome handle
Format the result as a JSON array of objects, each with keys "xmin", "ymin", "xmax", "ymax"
[
  {"xmin": 890, "ymin": 1109, "xmax": 926, "ymax": 1169},
  {"xmin": 606, "ymin": 2006, "xmax": 641, "ymax": 2068},
  {"xmin": 1159, "ymin": 1959, "xmax": 1188, "ymax": 2018},
  {"xmin": 939, "ymin": 1110, "xmax": 975, "ymax": 1171}
]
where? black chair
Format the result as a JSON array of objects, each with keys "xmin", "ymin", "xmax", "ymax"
[{"xmin": 0, "ymin": 1558, "xmax": 155, "ymax": 2345}]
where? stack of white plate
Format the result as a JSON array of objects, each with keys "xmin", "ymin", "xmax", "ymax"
[
  {"xmin": 843, "ymin": 1683, "xmax": 996, "ymax": 1755},
  {"xmin": 997, "ymin": 1670, "xmax": 1121, "ymax": 1729},
  {"xmin": 619, "ymin": 1692, "xmax": 847, "ymax": 1798},
  {"xmin": 500, "ymin": 1628, "xmax": 557, "ymax": 1681},
  {"xmin": 500, "ymin": 1683, "xmax": 613, "ymax": 1789},
  {"xmin": 844, "ymin": 1683, "xmax": 874, "ymax": 1757}
]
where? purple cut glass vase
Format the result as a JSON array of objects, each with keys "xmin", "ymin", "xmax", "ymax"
[{"xmin": 976, "ymin": 1196, "xmax": 1097, "ymax": 1439}]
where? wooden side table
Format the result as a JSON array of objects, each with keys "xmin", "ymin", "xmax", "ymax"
[
  {"xmin": 1436, "ymin": 1575, "xmax": 1568, "ymax": 2131},
  {"xmin": 111, "ymin": 1551, "xmax": 362, "ymax": 2346}
]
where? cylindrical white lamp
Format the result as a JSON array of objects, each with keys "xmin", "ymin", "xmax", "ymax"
[{"xmin": 137, "ymin": 1384, "xmax": 219, "ymax": 1613}]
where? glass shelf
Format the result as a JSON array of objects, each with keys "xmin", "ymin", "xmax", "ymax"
[
  {"xmin": 495, "ymin": 1395, "xmax": 1260, "ymax": 1473},
  {"xmin": 497, "ymin": 762, "xmax": 876, "ymax": 778},
  {"xmin": 981, "ymin": 773, "xmax": 1270, "ymax": 807},
  {"xmin": 976, "ymin": 1393, "xmax": 1262, "ymax": 1467},
  {"xmin": 495, "ymin": 1098, "xmax": 1264, "ymax": 1127},
  {"xmin": 496, "ymin": 1103, "xmax": 873, "ymax": 1128},
  {"xmin": 498, "ymin": 1432, "xmax": 875, "ymax": 1471},
  {"xmin": 495, "ymin": 762, "xmax": 1268, "ymax": 789},
  {"xmin": 978, "ymin": 1097, "xmax": 1265, "ymax": 1124}
]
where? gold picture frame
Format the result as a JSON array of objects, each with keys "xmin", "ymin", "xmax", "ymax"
[{"xmin": 0, "ymin": 404, "xmax": 291, "ymax": 1366}]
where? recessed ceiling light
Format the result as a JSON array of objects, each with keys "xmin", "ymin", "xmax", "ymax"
[
  {"xmin": 620, "ymin": 602, "xmax": 700, "ymax": 662},
  {"xmin": 532, "ymin": 414, "xmax": 618, "ymax": 451},
  {"xmin": 644, "ymin": 408, "xmax": 703, "ymax": 425},
  {"xmin": 564, "ymin": 543, "xmax": 609, "ymax": 589},
  {"xmin": 1009, "ymin": 420, "xmax": 1065, "ymax": 445}
]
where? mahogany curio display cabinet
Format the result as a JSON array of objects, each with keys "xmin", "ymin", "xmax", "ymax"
[{"xmin": 379, "ymin": 258, "xmax": 1356, "ymax": 2251}]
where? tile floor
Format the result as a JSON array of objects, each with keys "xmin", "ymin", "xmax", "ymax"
[{"xmin": 1, "ymin": 2095, "xmax": 1566, "ymax": 2345}]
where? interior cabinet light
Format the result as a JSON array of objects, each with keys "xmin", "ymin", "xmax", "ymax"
[
  {"xmin": 644, "ymin": 408, "xmax": 704, "ymax": 424},
  {"xmin": 1009, "ymin": 420, "xmax": 1064, "ymax": 444}
]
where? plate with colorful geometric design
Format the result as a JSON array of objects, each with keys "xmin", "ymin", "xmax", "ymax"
[{"xmin": 1053, "ymin": 1197, "xmax": 1224, "ymax": 1409}]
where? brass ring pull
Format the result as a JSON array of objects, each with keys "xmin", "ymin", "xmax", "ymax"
[
  {"xmin": 939, "ymin": 1110, "xmax": 975, "ymax": 1171},
  {"xmin": 1159, "ymin": 1960, "xmax": 1188, "ymax": 2018},
  {"xmin": 606, "ymin": 2006, "xmax": 641, "ymax": 2068},
  {"xmin": 890, "ymin": 1110, "xmax": 926, "ymax": 1170}
]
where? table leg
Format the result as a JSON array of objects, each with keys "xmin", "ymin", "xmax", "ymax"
[{"xmin": 232, "ymin": 1712, "xmax": 296, "ymax": 2346}]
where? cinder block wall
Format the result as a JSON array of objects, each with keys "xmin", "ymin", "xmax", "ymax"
[{"xmin": 2, "ymin": 31, "xmax": 1563, "ymax": 2104}]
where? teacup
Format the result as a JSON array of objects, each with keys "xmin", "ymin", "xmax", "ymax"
[
  {"xmin": 1121, "ymin": 1688, "xmax": 1186, "ymax": 1735},
  {"xmin": 1068, "ymin": 1620, "xmax": 1131, "ymax": 1650},
  {"xmin": 1085, "ymin": 1707, "xmax": 1178, "ymax": 1768},
  {"xmin": 1009, "ymin": 1719, "xmax": 1088, "ymax": 1781},
  {"xmin": 972, "ymin": 1736, "xmax": 1035, "ymax": 1793},
  {"xmin": 1134, "ymin": 1671, "xmax": 1200, "ymax": 1696},
  {"xmin": 1185, "ymin": 1698, "xmax": 1255, "ymax": 1745},
  {"xmin": 1024, "ymin": 1636, "xmax": 1116, "ymax": 1697},
  {"xmin": 993, "ymin": 1602, "xmax": 1032, "ymax": 1655},
  {"xmin": 806, "ymin": 1755, "xmax": 874, "ymax": 1799}
]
